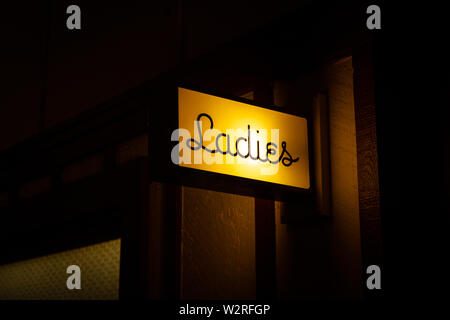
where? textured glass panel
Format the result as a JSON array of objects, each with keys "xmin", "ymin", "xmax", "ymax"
[{"xmin": 0, "ymin": 239, "xmax": 120, "ymax": 300}]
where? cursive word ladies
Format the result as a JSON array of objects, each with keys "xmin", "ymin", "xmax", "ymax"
[{"xmin": 186, "ymin": 113, "xmax": 299, "ymax": 167}]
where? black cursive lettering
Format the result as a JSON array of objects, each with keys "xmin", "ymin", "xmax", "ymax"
[{"xmin": 186, "ymin": 113, "xmax": 299, "ymax": 167}]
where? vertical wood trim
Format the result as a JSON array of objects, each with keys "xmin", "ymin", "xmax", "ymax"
[
  {"xmin": 168, "ymin": 183, "xmax": 182, "ymax": 300},
  {"xmin": 255, "ymin": 198, "xmax": 276, "ymax": 299},
  {"xmin": 352, "ymin": 42, "xmax": 383, "ymax": 298},
  {"xmin": 146, "ymin": 181, "xmax": 182, "ymax": 300},
  {"xmin": 313, "ymin": 93, "xmax": 331, "ymax": 216},
  {"xmin": 254, "ymin": 83, "xmax": 277, "ymax": 299},
  {"xmin": 148, "ymin": 182, "xmax": 181, "ymax": 300}
]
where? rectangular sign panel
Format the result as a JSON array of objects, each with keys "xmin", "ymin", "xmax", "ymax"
[{"xmin": 174, "ymin": 87, "xmax": 310, "ymax": 189}]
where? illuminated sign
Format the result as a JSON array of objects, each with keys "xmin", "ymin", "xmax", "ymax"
[{"xmin": 172, "ymin": 87, "xmax": 310, "ymax": 189}]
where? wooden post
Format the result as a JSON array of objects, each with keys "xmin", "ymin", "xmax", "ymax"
[
  {"xmin": 254, "ymin": 82, "xmax": 277, "ymax": 299},
  {"xmin": 352, "ymin": 40, "xmax": 383, "ymax": 299}
]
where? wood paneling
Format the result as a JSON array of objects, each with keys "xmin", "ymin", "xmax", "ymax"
[{"xmin": 353, "ymin": 41, "xmax": 383, "ymax": 298}]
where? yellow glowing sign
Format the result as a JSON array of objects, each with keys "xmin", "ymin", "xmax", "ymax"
[{"xmin": 174, "ymin": 87, "xmax": 310, "ymax": 189}]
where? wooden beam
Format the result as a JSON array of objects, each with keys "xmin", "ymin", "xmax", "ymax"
[{"xmin": 254, "ymin": 82, "xmax": 277, "ymax": 299}]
